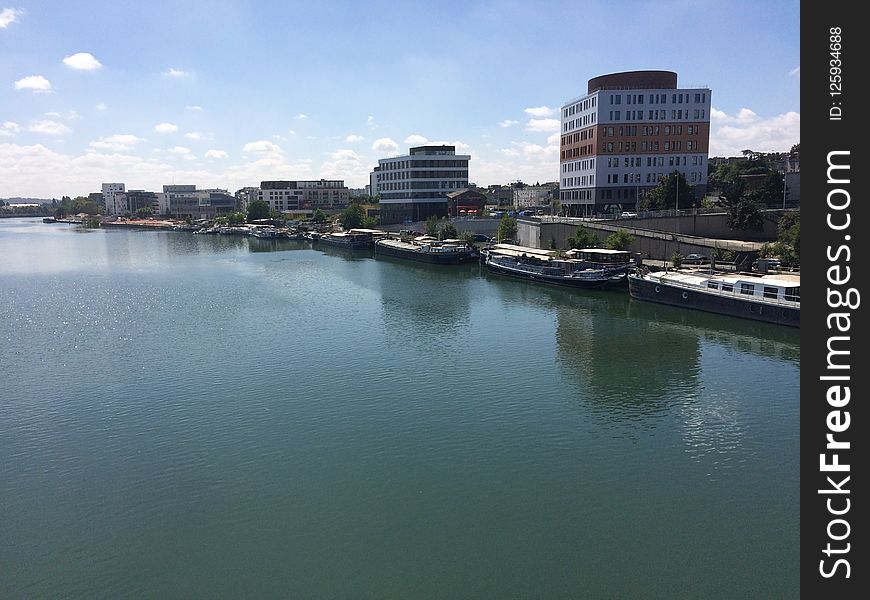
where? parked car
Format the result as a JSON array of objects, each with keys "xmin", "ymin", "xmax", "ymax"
[
  {"xmin": 471, "ymin": 233, "xmax": 490, "ymax": 242},
  {"xmin": 682, "ymin": 253, "xmax": 709, "ymax": 264},
  {"xmin": 752, "ymin": 258, "xmax": 782, "ymax": 271},
  {"xmin": 619, "ymin": 211, "xmax": 638, "ymax": 218}
]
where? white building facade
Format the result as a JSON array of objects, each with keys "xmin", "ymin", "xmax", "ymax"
[
  {"xmin": 371, "ymin": 145, "xmax": 470, "ymax": 224},
  {"xmin": 559, "ymin": 71, "xmax": 711, "ymax": 216},
  {"xmin": 102, "ymin": 182, "xmax": 126, "ymax": 216}
]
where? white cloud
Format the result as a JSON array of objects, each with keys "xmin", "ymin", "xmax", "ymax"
[
  {"xmin": 710, "ymin": 110, "xmax": 800, "ymax": 157},
  {"xmin": 14, "ymin": 75, "xmax": 53, "ymax": 92},
  {"xmin": 28, "ymin": 119, "xmax": 71, "ymax": 136},
  {"xmin": 366, "ymin": 115, "xmax": 375, "ymax": 128},
  {"xmin": 294, "ymin": 113, "xmax": 308, "ymax": 120},
  {"xmin": 430, "ymin": 140, "xmax": 470, "ymax": 152},
  {"xmin": 45, "ymin": 111, "xmax": 62, "ymax": 118},
  {"xmin": 243, "ymin": 140, "xmax": 282, "ymax": 154},
  {"xmin": 185, "ymin": 105, "xmax": 203, "ymax": 112},
  {"xmin": 96, "ymin": 103, "xmax": 107, "ymax": 111},
  {"xmin": 205, "ymin": 149, "xmax": 228, "ymax": 159},
  {"xmin": 184, "ymin": 132, "xmax": 203, "ymax": 140},
  {"xmin": 525, "ymin": 118, "xmax": 560, "ymax": 133},
  {"xmin": 404, "ymin": 134, "xmax": 428, "ymax": 145},
  {"xmin": 167, "ymin": 146, "xmax": 192, "ymax": 155},
  {"xmin": 499, "ymin": 119, "xmax": 519, "ymax": 128},
  {"xmin": 524, "ymin": 106, "xmax": 555, "ymax": 117},
  {"xmin": 711, "ymin": 107, "xmax": 758, "ymax": 125},
  {"xmin": 789, "ymin": 66, "xmax": 800, "ymax": 78},
  {"xmin": 154, "ymin": 122, "xmax": 178, "ymax": 134},
  {"xmin": 345, "ymin": 134, "xmax": 364, "ymax": 143},
  {"xmin": 164, "ymin": 68, "xmax": 191, "ymax": 77},
  {"xmin": 371, "ymin": 137, "xmax": 399, "ymax": 154},
  {"xmin": 320, "ymin": 148, "xmax": 370, "ymax": 184},
  {"xmin": 88, "ymin": 134, "xmax": 145, "ymax": 151},
  {"xmin": 0, "ymin": 7, "xmax": 24, "ymax": 28},
  {"xmin": 62, "ymin": 52, "xmax": 102, "ymax": 71},
  {"xmin": 1, "ymin": 121, "xmax": 21, "ymax": 137}
]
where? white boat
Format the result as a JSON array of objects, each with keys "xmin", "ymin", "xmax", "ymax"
[{"xmin": 628, "ymin": 269, "xmax": 800, "ymax": 327}]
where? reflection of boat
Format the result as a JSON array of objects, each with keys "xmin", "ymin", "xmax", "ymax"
[
  {"xmin": 485, "ymin": 244, "xmax": 630, "ymax": 289},
  {"xmin": 628, "ymin": 269, "xmax": 800, "ymax": 327},
  {"xmin": 375, "ymin": 235, "xmax": 476, "ymax": 264},
  {"xmin": 317, "ymin": 228, "xmax": 387, "ymax": 248}
]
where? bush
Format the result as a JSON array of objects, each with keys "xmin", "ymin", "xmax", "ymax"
[{"xmin": 671, "ymin": 252, "xmax": 683, "ymax": 268}]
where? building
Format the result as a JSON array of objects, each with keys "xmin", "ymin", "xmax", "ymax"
[
  {"xmin": 257, "ymin": 180, "xmax": 350, "ymax": 213},
  {"xmin": 234, "ymin": 187, "xmax": 260, "ymax": 213},
  {"xmin": 102, "ymin": 182, "xmax": 126, "ymax": 216},
  {"xmin": 125, "ymin": 190, "xmax": 159, "ymax": 214},
  {"xmin": 559, "ymin": 70, "xmax": 711, "ymax": 216},
  {"xmin": 513, "ymin": 183, "xmax": 558, "ymax": 209},
  {"xmin": 446, "ymin": 188, "xmax": 487, "ymax": 217},
  {"xmin": 159, "ymin": 185, "xmax": 237, "ymax": 220},
  {"xmin": 371, "ymin": 145, "xmax": 470, "ymax": 224}
]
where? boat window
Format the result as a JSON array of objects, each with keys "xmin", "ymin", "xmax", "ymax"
[
  {"xmin": 785, "ymin": 287, "xmax": 800, "ymax": 302},
  {"xmin": 740, "ymin": 283, "xmax": 755, "ymax": 295},
  {"xmin": 707, "ymin": 282, "xmax": 718, "ymax": 290},
  {"xmin": 763, "ymin": 286, "xmax": 779, "ymax": 299},
  {"xmin": 721, "ymin": 283, "xmax": 733, "ymax": 293}
]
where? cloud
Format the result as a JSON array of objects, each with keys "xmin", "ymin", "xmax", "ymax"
[
  {"xmin": 88, "ymin": 134, "xmax": 145, "ymax": 151},
  {"xmin": 184, "ymin": 132, "xmax": 203, "ymax": 140},
  {"xmin": 205, "ymin": 149, "xmax": 228, "ymax": 159},
  {"xmin": 96, "ymin": 103, "xmax": 107, "ymax": 111},
  {"xmin": 14, "ymin": 75, "xmax": 53, "ymax": 92},
  {"xmin": 711, "ymin": 107, "xmax": 758, "ymax": 125},
  {"xmin": 294, "ymin": 113, "xmax": 308, "ymax": 120},
  {"xmin": 524, "ymin": 106, "xmax": 556, "ymax": 117},
  {"xmin": 404, "ymin": 134, "xmax": 428, "ymax": 145},
  {"xmin": 28, "ymin": 119, "xmax": 71, "ymax": 136},
  {"xmin": 525, "ymin": 118, "xmax": 560, "ymax": 133},
  {"xmin": 371, "ymin": 137, "xmax": 399, "ymax": 154},
  {"xmin": 185, "ymin": 105, "xmax": 203, "ymax": 112},
  {"xmin": 164, "ymin": 68, "xmax": 191, "ymax": 77},
  {"xmin": 430, "ymin": 140, "xmax": 470, "ymax": 152},
  {"xmin": 0, "ymin": 7, "xmax": 24, "ymax": 28},
  {"xmin": 62, "ymin": 52, "xmax": 102, "ymax": 71},
  {"xmin": 499, "ymin": 119, "xmax": 519, "ymax": 128},
  {"xmin": 243, "ymin": 140, "xmax": 282, "ymax": 154},
  {"xmin": 167, "ymin": 146, "xmax": 192, "ymax": 155},
  {"xmin": 154, "ymin": 122, "xmax": 178, "ymax": 134},
  {"xmin": 320, "ymin": 148, "xmax": 370, "ymax": 184},
  {"xmin": 709, "ymin": 110, "xmax": 800, "ymax": 157},
  {"xmin": 366, "ymin": 115, "xmax": 375, "ymax": 128},
  {"xmin": 345, "ymin": 134, "xmax": 364, "ymax": 143},
  {"xmin": 789, "ymin": 66, "xmax": 800, "ymax": 78},
  {"xmin": 1, "ymin": 121, "xmax": 21, "ymax": 137}
]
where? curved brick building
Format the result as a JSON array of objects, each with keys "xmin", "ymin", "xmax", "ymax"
[{"xmin": 559, "ymin": 70, "xmax": 711, "ymax": 216}]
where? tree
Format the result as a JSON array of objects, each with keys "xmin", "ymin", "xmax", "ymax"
[
  {"xmin": 362, "ymin": 215, "xmax": 378, "ymax": 229},
  {"xmin": 247, "ymin": 200, "xmax": 270, "ymax": 221},
  {"xmin": 424, "ymin": 215, "xmax": 440, "ymax": 237},
  {"xmin": 439, "ymin": 222, "xmax": 458, "ymax": 240},
  {"xmin": 604, "ymin": 229, "xmax": 634, "ymax": 251},
  {"xmin": 135, "ymin": 207, "xmax": 153, "ymax": 218},
  {"xmin": 339, "ymin": 203, "xmax": 365, "ymax": 230},
  {"xmin": 565, "ymin": 225, "xmax": 598, "ymax": 250},
  {"xmin": 639, "ymin": 171, "xmax": 695, "ymax": 211},
  {"xmin": 497, "ymin": 215, "xmax": 517, "ymax": 242},
  {"xmin": 312, "ymin": 209, "xmax": 327, "ymax": 224},
  {"xmin": 227, "ymin": 212, "xmax": 247, "ymax": 225}
]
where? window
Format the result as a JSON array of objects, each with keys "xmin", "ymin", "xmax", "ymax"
[
  {"xmin": 785, "ymin": 287, "xmax": 800, "ymax": 302},
  {"xmin": 722, "ymin": 283, "xmax": 734, "ymax": 293},
  {"xmin": 740, "ymin": 283, "xmax": 755, "ymax": 295},
  {"xmin": 707, "ymin": 282, "xmax": 719, "ymax": 290},
  {"xmin": 763, "ymin": 286, "xmax": 779, "ymax": 299}
]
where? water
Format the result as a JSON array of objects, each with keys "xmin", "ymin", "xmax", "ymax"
[{"xmin": 0, "ymin": 218, "xmax": 800, "ymax": 598}]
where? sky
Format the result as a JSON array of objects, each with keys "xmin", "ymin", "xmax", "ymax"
[{"xmin": 1, "ymin": 0, "xmax": 800, "ymax": 199}]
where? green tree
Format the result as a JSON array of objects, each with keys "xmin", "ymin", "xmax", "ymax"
[
  {"xmin": 227, "ymin": 212, "xmax": 247, "ymax": 225},
  {"xmin": 564, "ymin": 225, "xmax": 598, "ymax": 250},
  {"xmin": 639, "ymin": 171, "xmax": 695, "ymax": 211},
  {"xmin": 247, "ymin": 200, "xmax": 270, "ymax": 221},
  {"xmin": 424, "ymin": 215, "xmax": 440, "ymax": 237},
  {"xmin": 604, "ymin": 229, "xmax": 634, "ymax": 251},
  {"xmin": 497, "ymin": 215, "xmax": 517, "ymax": 242},
  {"xmin": 439, "ymin": 222, "xmax": 458, "ymax": 240},
  {"xmin": 339, "ymin": 203, "xmax": 365, "ymax": 230},
  {"xmin": 312, "ymin": 209, "xmax": 327, "ymax": 223},
  {"xmin": 135, "ymin": 207, "xmax": 153, "ymax": 218},
  {"xmin": 362, "ymin": 215, "xmax": 378, "ymax": 229}
]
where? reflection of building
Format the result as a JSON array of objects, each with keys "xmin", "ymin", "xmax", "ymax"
[
  {"xmin": 559, "ymin": 70, "xmax": 711, "ymax": 216},
  {"xmin": 372, "ymin": 145, "xmax": 470, "ymax": 224}
]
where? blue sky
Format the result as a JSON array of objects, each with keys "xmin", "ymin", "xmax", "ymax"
[{"xmin": 1, "ymin": 0, "xmax": 800, "ymax": 199}]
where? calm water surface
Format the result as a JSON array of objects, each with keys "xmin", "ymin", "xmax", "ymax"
[{"xmin": 0, "ymin": 218, "xmax": 800, "ymax": 598}]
